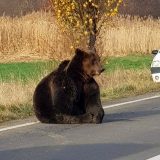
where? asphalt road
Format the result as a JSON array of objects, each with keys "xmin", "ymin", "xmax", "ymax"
[{"xmin": 0, "ymin": 94, "xmax": 160, "ymax": 160}]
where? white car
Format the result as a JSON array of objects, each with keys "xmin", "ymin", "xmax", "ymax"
[{"xmin": 151, "ymin": 50, "xmax": 160, "ymax": 83}]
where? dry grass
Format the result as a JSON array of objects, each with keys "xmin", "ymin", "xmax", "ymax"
[
  {"xmin": 0, "ymin": 82, "xmax": 35, "ymax": 107},
  {"xmin": 0, "ymin": 81, "xmax": 36, "ymax": 122},
  {"xmin": 0, "ymin": 12, "xmax": 160, "ymax": 62},
  {"xmin": 0, "ymin": 11, "xmax": 73, "ymax": 63},
  {"xmin": 97, "ymin": 69, "xmax": 160, "ymax": 100},
  {"xmin": 98, "ymin": 16, "xmax": 160, "ymax": 56}
]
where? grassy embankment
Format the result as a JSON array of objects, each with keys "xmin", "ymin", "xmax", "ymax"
[{"xmin": 1, "ymin": 55, "xmax": 160, "ymax": 123}]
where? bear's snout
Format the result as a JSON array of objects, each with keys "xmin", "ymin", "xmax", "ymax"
[
  {"xmin": 100, "ymin": 68, "xmax": 105, "ymax": 73},
  {"xmin": 97, "ymin": 67, "xmax": 105, "ymax": 75}
]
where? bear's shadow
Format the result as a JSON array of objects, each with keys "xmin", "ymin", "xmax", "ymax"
[{"xmin": 103, "ymin": 109, "xmax": 160, "ymax": 123}]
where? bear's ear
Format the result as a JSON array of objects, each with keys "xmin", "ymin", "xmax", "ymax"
[{"xmin": 75, "ymin": 48, "xmax": 86, "ymax": 57}]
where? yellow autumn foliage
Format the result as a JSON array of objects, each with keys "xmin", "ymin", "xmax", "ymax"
[{"xmin": 50, "ymin": 0, "xmax": 123, "ymax": 49}]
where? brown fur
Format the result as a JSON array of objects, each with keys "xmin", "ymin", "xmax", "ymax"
[{"xmin": 33, "ymin": 48, "xmax": 104, "ymax": 124}]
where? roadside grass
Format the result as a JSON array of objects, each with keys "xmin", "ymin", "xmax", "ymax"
[
  {"xmin": 0, "ymin": 61, "xmax": 58, "ymax": 82},
  {"xmin": 0, "ymin": 55, "xmax": 152, "ymax": 82},
  {"xmin": 104, "ymin": 55, "xmax": 152, "ymax": 72},
  {"xmin": 99, "ymin": 55, "xmax": 160, "ymax": 100},
  {"xmin": 0, "ymin": 82, "xmax": 36, "ymax": 123},
  {"xmin": 0, "ymin": 54, "xmax": 160, "ymax": 122},
  {"xmin": 98, "ymin": 69, "xmax": 160, "ymax": 101}
]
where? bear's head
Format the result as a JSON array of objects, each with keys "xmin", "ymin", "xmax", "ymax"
[{"xmin": 67, "ymin": 48, "xmax": 104, "ymax": 79}]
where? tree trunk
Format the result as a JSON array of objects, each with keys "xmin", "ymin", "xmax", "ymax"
[
  {"xmin": 89, "ymin": 33, "xmax": 96, "ymax": 53},
  {"xmin": 88, "ymin": 18, "xmax": 97, "ymax": 54}
]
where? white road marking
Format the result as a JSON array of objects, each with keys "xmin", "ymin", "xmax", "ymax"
[
  {"xmin": 103, "ymin": 95, "xmax": 160, "ymax": 109},
  {"xmin": 0, "ymin": 121, "xmax": 39, "ymax": 132},
  {"xmin": 0, "ymin": 94, "xmax": 160, "ymax": 133},
  {"xmin": 146, "ymin": 155, "xmax": 160, "ymax": 160}
]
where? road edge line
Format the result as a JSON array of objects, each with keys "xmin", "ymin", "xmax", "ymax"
[
  {"xmin": 0, "ymin": 121, "xmax": 39, "ymax": 132},
  {"xmin": 145, "ymin": 155, "xmax": 160, "ymax": 160},
  {"xmin": 103, "ymin": 95, "xmax": 160, "ymax": 109}
]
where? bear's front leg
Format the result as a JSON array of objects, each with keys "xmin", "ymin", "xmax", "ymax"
[
  {"xmin": 84, "ymin": 79, "xmax": 104, "ymax": 124},
  {"xmin": 85, "ymin": 98, "xmax": 104, "ymax": 124}
]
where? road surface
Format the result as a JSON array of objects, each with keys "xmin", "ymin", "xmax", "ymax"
[{"xmin": 0, "ymin": 94, "xmax": 160, "ymax": 160}]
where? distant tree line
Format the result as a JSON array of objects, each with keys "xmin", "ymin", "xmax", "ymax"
[
  {"xmin": 119, "ymin": 0, "xmax": 160, "ymax": 18},
  {"xmin": 0, "ymin": 0, "xmax": 160, "ymax": 18}
]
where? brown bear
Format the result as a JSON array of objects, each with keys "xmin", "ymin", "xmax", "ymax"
[{"xmin": 33, "ymin": 48, "xmax": 105, "ymax": 124}]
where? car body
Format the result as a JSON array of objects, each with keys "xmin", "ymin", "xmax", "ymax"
[{"xmin": 151, "ymin": 50, "xmax": 160, "ymax": 83}]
